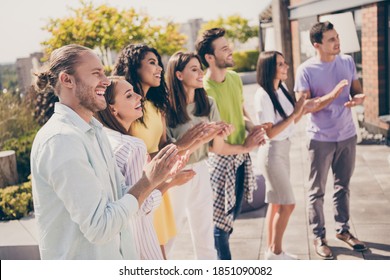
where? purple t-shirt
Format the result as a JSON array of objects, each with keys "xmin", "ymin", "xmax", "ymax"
[{"xmin": 294, "ymin": 54, "xmax": 358, "ymax": 142}]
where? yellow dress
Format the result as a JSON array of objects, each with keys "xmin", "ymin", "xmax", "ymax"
[{"xmin": 130, "ymin": 100, "xmax": 177, "ymax": 245}]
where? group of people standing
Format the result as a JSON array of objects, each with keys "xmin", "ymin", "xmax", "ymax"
[{"xmin": 31, "ymin": 21, "xmax": 367, "ymax": 260}]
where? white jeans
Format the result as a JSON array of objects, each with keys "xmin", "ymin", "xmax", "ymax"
[{"xmin": 166, "ymin": 160, "xmax": 217, "ymax": 259}]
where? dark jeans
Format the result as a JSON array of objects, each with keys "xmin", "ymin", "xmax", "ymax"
[{"xmin": 214, "ymin": 163, "xmax": 245, "ymax": 260}]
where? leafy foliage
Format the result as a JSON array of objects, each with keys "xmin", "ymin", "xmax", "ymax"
[
  {"xmin": 0, "ymin": 64, "xmax": 18, "ymax": 93},
  {"xmin": 0, "ymin": 92, "xmax": 39, "ymax": 149},
  {"xmin": 199, "ymin": 14, "xmax": 258, "ymax": 45},
  {"xmin": 231, "ymin": 50, "xmax": 260, "ymax": 72},
  {"xmin": 0, "ymin": 91, "xmax": 38, "ymax": 183},
  {"xmin": 143, "ymin": 21, "xmax": 188, "ymax": 56},
  {"xmin": 41, "ymin": 0, "xmax": 186, "ymax": 64},
  {"xmin": 2, "ymin": 130, "xmax": 37, "ymax": 183},
  {"xmin": 0, "ymin": 181, "xmax": 33, "ymax": 220}
]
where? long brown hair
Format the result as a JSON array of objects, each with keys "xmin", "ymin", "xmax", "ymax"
[
  {"xmin": 166, "ymin": 51, "xmax": 211, "ymax": 128},
  {"xmin": 95, "ymin": 76, "xmax": 128, "ymax": 135},
  {"xmin": 256, "ymin": 51, "xmax": 295, "ymax": 119}
]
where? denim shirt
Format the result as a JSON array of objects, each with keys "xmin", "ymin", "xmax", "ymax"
[{"xmin": 31, "ymin": 103, "xmax": 139, "ymax": 259}]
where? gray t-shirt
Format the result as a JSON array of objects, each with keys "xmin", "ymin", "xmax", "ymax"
[{"xmin": 167, "ymin": 96, "xmax": 221, "ymax": 164}]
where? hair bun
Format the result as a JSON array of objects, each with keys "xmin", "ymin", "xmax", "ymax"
[{"xmin": 35, "ymin": 72, "xmax": 50, "ymax": 91}]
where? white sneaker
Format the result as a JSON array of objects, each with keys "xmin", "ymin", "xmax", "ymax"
[
  {"xmin": 282, "ymin": 251, "xmax": 298, "ymax": 260},
  {"xmin": 265, "ymin": 249, "xmax": 297, "ymax": 260}
]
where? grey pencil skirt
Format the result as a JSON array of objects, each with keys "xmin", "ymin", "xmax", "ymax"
[{"xmin": 257, "ymin": 139, "xmax": 295, "ymax": 205}]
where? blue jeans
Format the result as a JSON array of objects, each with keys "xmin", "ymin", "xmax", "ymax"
[{"xmin": 214, "ymin": 163, "xmax": 245, "ymax": 260}]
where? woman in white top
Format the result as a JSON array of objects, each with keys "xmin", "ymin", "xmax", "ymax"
[
  {"xmin": 254, "ymin": 51, "xmax": 317, "ymax": 260},
  {"xmin": 96, "ymin": 76, "xmax": 195, "ymax": 259}
]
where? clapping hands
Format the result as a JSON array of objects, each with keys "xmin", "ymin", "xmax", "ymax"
[{"xmin": 143, "ymin": 144, "xmax": 189, "ymax": 187}]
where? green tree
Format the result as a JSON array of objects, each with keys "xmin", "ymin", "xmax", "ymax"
[
  {"xmin": 0, "ymin": 92, "xmax": 38, "ymax": 148},
  {"xmin": 41, "ymin": 0, "xmax": 186, "ymax": 64},
  {"xmin": 144, "ymin": 21, "xmax": 188, "ymax": 56},
  {"xmin": 199, "ymin": 14, "xmax": 258, "ymax": 46},
  {"xmin": 0, "ymin": 91, "xmax": 39, "ymax": 183}
]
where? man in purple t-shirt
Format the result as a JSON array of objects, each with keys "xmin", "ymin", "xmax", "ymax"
[{"xmin": 294, "ymin": 21, "xmax": 367, "ymax": 259}]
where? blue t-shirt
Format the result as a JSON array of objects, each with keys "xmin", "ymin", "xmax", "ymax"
[{"xmin": 294, "ymin": 54, "xmax": 358, "ymax": 142}]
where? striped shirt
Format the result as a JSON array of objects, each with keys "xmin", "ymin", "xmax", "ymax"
[{"xmin": 104, "ymin": 127, "xmax": 164, "ymax": 260}]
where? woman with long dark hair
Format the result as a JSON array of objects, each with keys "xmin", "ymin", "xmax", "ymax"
[
  {"xmin": 255, "ymin": 51, "xmax": 317, "ymax": 260},
  {"xmin": 166, "ymin": 51, "xmax": 264, "ymax": 258}
]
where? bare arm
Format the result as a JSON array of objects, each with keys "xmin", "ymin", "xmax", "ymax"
[
  {"xmin": 210, "ymin": 136, "xmax": 250, "ymax": 155},
  {"xmin": 210, "ymin": 127, "xmax": 265, "ymax": 155},
  {"xmin": 296, "ymin": 79, "xmax": 349, "ymax": 114},
  {"xmin": 263, "ymin": 94, "xmax": 307, "ymax": 139},
  {"xmin": 345, "ymin": 79, "xmax": 365, "ymax": 108},
  {"xmin": 265, "ymin": 115, "xmax": 296, "ymax": 140},
  {"xmin": 243, "ymin": 106, "xmax": 255, "ymax": 133},
  {"xmin": 350, "ymin": 79, "xmax": 363, "ymax": 96}
]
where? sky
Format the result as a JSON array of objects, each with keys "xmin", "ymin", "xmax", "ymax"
[{"xmin": 0, "ymin": 0, "xmax": 271, "ymax": 64}]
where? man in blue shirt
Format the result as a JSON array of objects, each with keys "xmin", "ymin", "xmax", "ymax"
[{"xmin": 31, "ymin": 44, "xmax": 184, "ymax": 259}]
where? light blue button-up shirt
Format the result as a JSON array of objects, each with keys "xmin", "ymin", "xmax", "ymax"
[{"xmin": 31, "ymin": 103, "xmax": 139, "ymax": 259}]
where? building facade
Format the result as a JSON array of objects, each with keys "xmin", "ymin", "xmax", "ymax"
[
  {"xmin": 15, "ymin": 52, "xmax": 43, "ymax": 95},
  {"xmin": 180, "ymin": 18, "xmax": 205, "ymax": 52}
]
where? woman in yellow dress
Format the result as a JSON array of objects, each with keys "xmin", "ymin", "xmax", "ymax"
[{"xmin": 112, "ymin": 44, "xmax": 206, "ymax": 258}]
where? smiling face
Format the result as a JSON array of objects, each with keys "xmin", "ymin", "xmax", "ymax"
[
  {"xmin": 176, "ymin": 57, "xmax": 204, "ymax": 91},
  {"xmin": 137, "ymin": 51, "xmax": 163, "ymax": 90},
  {"xmin": 210, "ymin": 36, "xmax": 234, "ymax": 68},
  {"xmin": 73, "ymin": 51, "xmax": 110, "ymax": 114},
  {"xmin": 109, "ymin": 79, "xmax": 143, "ymax": 128},
  {"xmin": 275, "ymin": 54, "xmax": 289, "ymax": 82}
]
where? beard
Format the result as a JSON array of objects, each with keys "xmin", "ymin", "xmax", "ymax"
[
  {"xmin": 215, "ymin": 57, "xmax": 234, "ymax": 69},
  {"xmin": 75, "ymin": 79, "xmax": 107, "ymax": 113}
]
